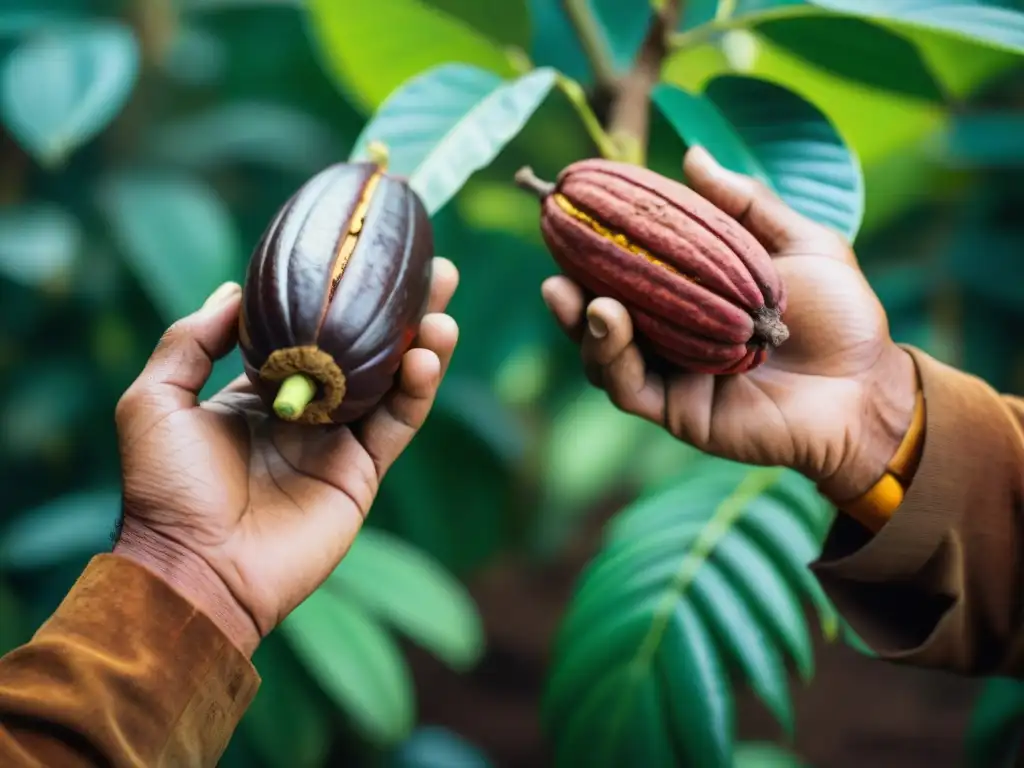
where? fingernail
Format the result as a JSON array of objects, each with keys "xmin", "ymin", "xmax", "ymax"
[
  {"xmin": 688, "ymin": 145, "xmax": 723, "ymax": 175},
  {"xmin": 588, "ymin": 314, "xmax": 607, "ymax": 339},
  {"xmin": 202, "ymin": 282, "xmax": 240, "ymax": 310}
]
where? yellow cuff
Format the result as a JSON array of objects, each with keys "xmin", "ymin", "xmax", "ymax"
[{"xmin": 840, "ymin": 389, "xmax": 926, "ymax": 533}]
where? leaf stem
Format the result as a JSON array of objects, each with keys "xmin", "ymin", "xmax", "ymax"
[
  {"xmin": 669, "ymin": 5, "xmax": 807, "ymax": 51},
  {"xmin": 562, "ymin": 0, "xmax": 619, "ymax": 92},
  {"xmin": 555, "ymin": 74, "xmax": 620, "ymax": 160}
]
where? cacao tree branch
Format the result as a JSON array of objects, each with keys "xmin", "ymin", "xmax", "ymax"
[
  {"xmin": 606, "ymin": 0, "xmax": 685, "ymax": 166},
  {"xmin": 562, "ymin": 0, "xmax": 620, "ymax": 93}
]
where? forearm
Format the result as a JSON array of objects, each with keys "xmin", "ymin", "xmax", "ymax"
[
  {"xmin": 0, "ymin": 554, "xmax": 260, "ymax": 767},
  {"xmin": 813, "ymin": 346, "xmax": 1024, "ymax": 677}
]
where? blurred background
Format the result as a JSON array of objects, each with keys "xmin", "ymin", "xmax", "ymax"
[{"xmin": 0, "ymin": 1, "xmax": 1022, "ymax": 766}]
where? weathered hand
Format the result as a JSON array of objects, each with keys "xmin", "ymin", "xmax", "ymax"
[
  {"xmin": 113, "ymin": 258, "xmax": 460, "ymax": 655},
  {"xmin": 541, "ymin": 147, "xmax": 917, "ymax": 503}
]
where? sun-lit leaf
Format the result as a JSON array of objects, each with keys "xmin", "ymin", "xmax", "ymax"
[
  {"xmin": 282, "ymin": 588, "xmax": 414, "ymax": 745},
  {"xmin": 388, "ymin": 726, "xmax": 495, "ymax": 768},
  {"xmin": 733, "ymin": 741, "xmax": 808, "ymax": 767},
  {"xmin": 304, "ymin": 0, "xmax": 516, "ymax": 112},
  {"xmin": 0, "ymin": 488, "xmax": 120, "ymax": 570},
  {"xmin": 350, "ymin": 64, "xmax": 556, "ymax": 215},
  {"xmin": 148, "ymin": 101, "xmax": 341, "ymax": 173},
  {"xmin": 423, "ymin": 0, "xmax": 531, "ymax": 49},
  {"xmin": 97, "ymin": 171, "xmax": 241, "ymax": 324},
  {"xmin": 328, "ymin": 528, "xmax": 485, "ymax": 671},
  {"xmin": 0, "ymin": 21, "xmax": 139, "ymax": 165},
  {"xmin": 756, "ymin": 16, "xmax": 945, "ymax": 100},
  {"xmin": 0, "ymin": 205, "xmax": 80, "ymax": 288},
  {"xmin": 544, "ymin": 460, "xmax": 837, "ymax": 766},
  {"xmin": 653, "ymin": 75, "xmax": 864, "ymax": 241}
]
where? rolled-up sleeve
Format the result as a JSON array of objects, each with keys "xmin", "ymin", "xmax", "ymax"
[
  {"xmin": 0, "ymin": 554, "xmax": 260, "ymax": 767},
  {"xmin": 812, "ymin": 346, "xmax": 1024, "ymax": 678}
]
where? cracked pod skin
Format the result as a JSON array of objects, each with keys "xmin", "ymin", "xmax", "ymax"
[
  {"xmin": 520, "ymin": 158, "xmax": 789, "ymax": 375},
  {"xmin": 239, "ymin": 159, "xmax": 433, "ymax": 425}
]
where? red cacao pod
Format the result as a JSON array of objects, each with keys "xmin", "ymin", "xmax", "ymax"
[
  {"xmin": 240, "ymin": 147, "xmax": 433, "ymax": 424},
  {"xmin": 516, "ymin": 158, "xmax": 789, "ymax": 375}
]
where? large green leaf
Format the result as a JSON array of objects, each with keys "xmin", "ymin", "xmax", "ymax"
[
  {"xmin": 543, "ymin": 459, "xmax": 837, "ymax": 767},
  {"xmin": 590, "ymin": 0, "xmax": 654, "ymax": 71},
  {"xmin": 328, "ymin": 528, "xmax": 485, "ymax": 671},
  {"xmin": 653, "ymin": 75, "xmax": 865, "ymax": 241},
  {"xmin": 241, "ymin": 633, "xmax": 331, "ymax": 768},
  {"xmin": 714, "ymin": 1, "xmax": 1024, "ymax": 55},
  {"xmin": 0, "ymin": 205, "xmax": 80, "ymax": 288},
  {"xmin": 733, "ymin": 742, "xmax": 808, "ymax": 767},
  {"xmin": 756, "ymin": 16, "xmax": 945, "ymax": 101},
  {"xmin": 964, "ymin": 677, "xmax": 1024, "ymax": 768},
  {"xmin": 388, "ymin": 726, "xmax": 495, "ymax": 768},
  {"xmin": 423, "ymin": 0, "xmax": 531, "ymax": 49},
  {"xmin": 0, "ymin": 21, "xmax": 139, "ymax": 165},
  {"xmin": 304, "ymin": 0, "xmax": 516, "ymax": 112},
  {"xmin": 350, "ymin": 64, "xmax": 556, "ymax": 216},
  {"xmin": 97, "ymin": 172, "xmax": 241, "ymax": 325},
  {"xmin": 147, "ymin": 101, "xmax": 341, "ymax": 173},
  {"xmin": 937, "ymin": 112, "xmax": 1024, "ymax": 168},
  {"xmin": 281, "ymin": 588, "xmax": 414, "ymax": 745},
  {"xmin": 0, "ymin": 489, "xmax": 120, "ymax": 570}
]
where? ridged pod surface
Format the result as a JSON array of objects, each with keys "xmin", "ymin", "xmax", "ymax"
[
  {"xmin": 240, "ymin": 149, "xmax": 433, "ymax": 425},
  {"xmin": 516, "ymin": 158, "xmax": 789, "ymax": 375}
]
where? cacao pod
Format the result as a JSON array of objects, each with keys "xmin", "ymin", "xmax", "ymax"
[
  {"xmin": 516, "ymin": 158, "xmax": 789, "ymax": 375},
  {"xmin": 239, "ymin": 145, "xmax": 433, "ymax": 425}
]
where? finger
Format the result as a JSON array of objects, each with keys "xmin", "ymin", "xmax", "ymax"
[
  {"xmin": 683, "ymin": 146, "xmax": 827, "ymax": 253},
  {"xmin": 541, "ymin": 275, "xmax": 587, "ymax": 344},
  {"xmin": 116, "ymin": 282, "xmax": 241, "ymax": 429},
  {"xmin": 426, "ymin": 257, "xmax": 459, "ymax": 315},
  {"xmin": 357, "ymin": 312, "xmax": 458, "ymax": 478},
  {"xmin": 581, "ymin": 298, "xmax": 665, "ymax": 423}
]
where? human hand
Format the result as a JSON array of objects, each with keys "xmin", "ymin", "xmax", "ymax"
[
  {"xmin": 541, "ymin": 147, "xmax": 918, "ymax": 504},
  {"xmin": 112, "ymin": 258, "xmax": 460, "ymax": 656}
]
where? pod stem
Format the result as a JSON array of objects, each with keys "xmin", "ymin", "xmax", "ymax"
[
  {"xmin": 753, "ymin": 306, "xmax": 790, "ymax": 348},
  {"xmin": 366, "ymin": 140, "xmax": 389, "ymax": 171},
  {"xmin": 515, "ymin": 166, "xmax": 556, "ymax": 199},
  {"xmin": 274, "ymin": 373, "xmax": 318, "ymax": 421}
]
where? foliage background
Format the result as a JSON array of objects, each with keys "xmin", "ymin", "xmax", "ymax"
[{"xmin": 0, "ymin": 0, "xmax": 1022, "ymax": 766}]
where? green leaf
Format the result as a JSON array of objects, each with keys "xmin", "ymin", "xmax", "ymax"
[
  {"xmin": 0, "ymin": 205, "xmax": 80, "ymax": 287},
  {"xmin": 423, "ymin": 0, "xmax": 531, "ymax": 49},
  {"xmin": 328, "ymin": 528, "xmax": 485, "ymax": 671},
  {"xmin": 388, "ymin": 726, "xmax": 495, "ymax": 768},
  {"xmin": 148, "ymin": 101, "xmax": 341, "ymax": 173},
  {"xmin": 964, "ymin": 677, "xmax": 1024, "ymax": 768},
  {"xmin": 590, "ymin": 0, "xmax": 653, "ymax": 71},
  {"xmin": 304, "ymin": 0, "xmax": 516, "ymax": 112},
  {"xmin": 653, "ymin": 75, "xmax": 865, "ymax": 241},
  {"xmin": 0, "ymin": 489, "xmax": 120, "ymax": 570},
  {"xmin": 0, "ymin": 580, "xmax": 29, "ymax": 655},
  {"xmin": 241, "ymin": 633, "xmax": 331, "ymax": 768},
  {"xmin": 733, "ymin": 742, "xmax": 807, "ymax": 768},
  {"xmin": 0, "ymin": 363, "xmax": 94, "ymax": 461},
  {"xmin": 937, "ymin": 112, "xmax": 1024, "ymax": 168},
  {"xmin": 0, "ymin": 21, "xmax": 139, "ymax": 165},
  {"xmin": 722, "ymin": 1, "xmax": 1024, "ymax": 55},
  {"xmin": 97, "ymin": 172, "xmax": 241, "ymax": 324},
  {"xmin": 544, "ymin": 461, "xmax": 834, "ymax": 766},
  {"xmin": 756, "ymin": 16, "xmax": 945, "ymax": 101},
  {"xmin": 351, "ymin": 64, "xmax": 556, "ymax": 216},
  {"xmin": 281, "ymin": 588, "xmax": 414, "ymax": 745}
]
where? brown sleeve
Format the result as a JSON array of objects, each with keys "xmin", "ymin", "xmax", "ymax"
[
  {"xmin": 0, "ymin": 554, "xmax": 260, "ymax": 767},
  {"xmin": 812, "ymin": 346, "xmax": 1024, "ymax": 678}
]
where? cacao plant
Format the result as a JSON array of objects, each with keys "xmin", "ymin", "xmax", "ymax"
[{"xmin": 0, "ymin": 0, "xmax": 1022, "ymax": 766}]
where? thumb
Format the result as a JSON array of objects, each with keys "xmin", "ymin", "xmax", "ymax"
[
  {"xmin": 116, "ymin": 282, "xmax": 242, "ymax": 431},
  {"xmin": 682, "ymin": 145, "xmax": 820, "ymax": 252}
]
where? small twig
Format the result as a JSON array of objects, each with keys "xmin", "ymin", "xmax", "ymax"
[
  {"xmin": 555, "ymin": 74, "xmax": 620, "ymax": 159},
  {"xmin": 514, "ymin": 167, "xmax": 556, "ymax": 199},
  {"xmin": 562, "ymin": 0, "xmax": 619, "ymax": 93}
]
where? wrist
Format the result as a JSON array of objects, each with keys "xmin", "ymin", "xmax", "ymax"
[
  {"xmin": 818, "ymin": 343, "xmax": 920, "ymax": 504},
  {"xmin": 114, "ymin": 521, "xmax": 261, "ymax": 657}
]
